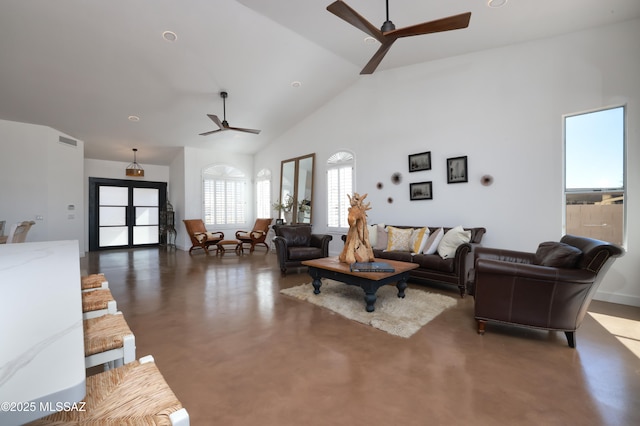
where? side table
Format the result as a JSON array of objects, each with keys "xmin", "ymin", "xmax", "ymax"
[{"xmin": 216, "ymin": 240, "xmax": 243, "ymax": 256}]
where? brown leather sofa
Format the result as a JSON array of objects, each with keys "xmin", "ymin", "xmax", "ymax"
[
  {"xmin": 365, "ymin": 226, "xmax": 486, "ymax": 297},
  {"xmin": 470, "ymin": 235, "xmax": 625, "ymax": 348},
  {"xmin": 273, "ymin": 224, "xmax": 333, "ymax": 275}
]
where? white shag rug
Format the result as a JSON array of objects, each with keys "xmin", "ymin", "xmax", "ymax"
[{"xmin": 280, "ymin": 279, "xmax": 457, "ymax": 338}]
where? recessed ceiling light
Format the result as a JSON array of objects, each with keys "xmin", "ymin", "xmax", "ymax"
[
  {"xmin": 128, "ymin": 115, "xmax": 140, "ymax": 122},
  {"xmin": 364, "ymin": 36, "xmax": 377, "ymax": 44},
  {"xmin": 291, "ymin": 81, "xmax": 302, "ymax": 88},
  {"xmin": 488, "ymin": 0, "xmax": 508, "ymax": 8},
  {"xmin": 162, "ymin": 31, "xmax": 177, "ymax": 42}
]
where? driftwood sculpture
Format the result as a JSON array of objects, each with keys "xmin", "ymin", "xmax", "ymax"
[{"xmin": 339, "ymin": 192, "xmax": 375, "ymax": 264}]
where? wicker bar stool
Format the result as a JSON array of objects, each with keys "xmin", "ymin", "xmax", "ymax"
[
  {"xmin": 26, "ymin": 355, "xmax": 189, "ymax": 425},
  {"xmin": 84, "ymin": 312, "xmax": 136, "ymax": 370},
  {"xmin": 82, "ymin": 288, "xmax": 118, "ymax": 319},
  {"xmin": 81, "ymin": 273, "xmax": 109, "ymax": 292}
]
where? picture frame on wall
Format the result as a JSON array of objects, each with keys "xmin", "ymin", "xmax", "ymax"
[
  {"xmin": 410, "ymin": 181, "xmax": 433, "ymax": 200},
  {"xmin": 408, "ymin": 151, "xmax": 431, "ymax": 172},
  {"xmin": 447, "ymin": 156, "xmax": 468, "ymax": 184}
]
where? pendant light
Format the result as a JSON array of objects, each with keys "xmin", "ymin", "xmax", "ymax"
[{"xmin": 126, "ymin": 148, "xmax": 145, "ymax": 177}]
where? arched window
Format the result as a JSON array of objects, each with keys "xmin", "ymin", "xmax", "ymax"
[
  {"xmin": 256, "ymin": 168, "xmax": 271, "ymax": 218},
  {"xmin": 327, "ymin": 151, "xmax": 354, "ymax": 228},
  {"xmin": 202, "ymin": 164, "xmax": 247, "ymax": 225}
]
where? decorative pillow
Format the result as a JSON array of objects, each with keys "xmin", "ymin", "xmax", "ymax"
[
  {"xmin": 437, "ymin": 226, "xmax": 471, "ymax": 259},
  {"xmin": 422, "ymin": 228, "xmax": 444, "ymax": 255},
  {"xmin": 386, "ymin": 226, "xmax": 413, "ymax": 251},
  {"xmin": 410, "ymin": 227, "xmax": 429, "ymax": 254},
  {"xmin": 367, "ymin": 224, "xmax": 378, "ymax": 248},
  {"xmin": 534, "ymin": 242, "xmax": 582, "ymax": 268},
  {"xmin": 375, "ymin": 225, "xmax": 388, "ymax": 250}
]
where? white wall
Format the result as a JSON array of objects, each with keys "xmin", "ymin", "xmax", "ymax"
[
  {"xmin": 256, "ymin": 20, "xmax": 640, "ymax": 306},
  {"xmin": 0, "ymin": 119, "xmax": 84, "ymax": 251}
]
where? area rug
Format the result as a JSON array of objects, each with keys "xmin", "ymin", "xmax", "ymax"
[{"xmin": 280, "ymin": 280, "xmax": 457, "ymax": 338}]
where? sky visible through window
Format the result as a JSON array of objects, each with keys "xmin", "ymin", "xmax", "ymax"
[{"xmin": 565, "ymin": 106, "xmax": 624, "ymax": 190}]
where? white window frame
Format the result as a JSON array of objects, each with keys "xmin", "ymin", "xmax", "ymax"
[
  {"xmin": 327, "ymin": 151, "xmax": 355, "ymax": 230},
  {"xmin": 202, "ymin": 164, "xmax": 247, "ymax": 226},
  {"xmin": 563, "ymin": 105, "xmax": 626, "ymax": 246}
]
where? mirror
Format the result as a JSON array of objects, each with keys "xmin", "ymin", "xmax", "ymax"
[{"xmin": 279, "ymin": 153, "xmax": 315, "ymax": 224}]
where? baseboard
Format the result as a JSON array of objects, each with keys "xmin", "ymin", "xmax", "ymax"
[{"xmin": 594, "ymin": 290, "xmax": 640, "ymax": 307}]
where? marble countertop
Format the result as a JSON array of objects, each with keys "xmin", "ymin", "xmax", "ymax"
[{"xmin": 0, "ymin": 240, "xmax": 86, "ymax": 425}]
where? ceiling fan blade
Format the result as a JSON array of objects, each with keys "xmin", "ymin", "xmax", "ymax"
[
  {"xmin": 360, "ymin": 38, "xmax": 397, "ymax": 75},
  {"xmin": 199, "ymin": 129, "xmax": 224, "ymax": 136},
  {"xmin": 206, "ymin": 114, "xmax": 224, "ymax": 129},
  {"xmin": 387, "ymin": 12, "xmax": 471, "ymax": 38},
  {"xmin": 327, "ymin": 1, "xmax": 385, "ymax": 43},
  {"xmin": 227, "ymin": 126, "xmax": 261, "ymax": 135}
]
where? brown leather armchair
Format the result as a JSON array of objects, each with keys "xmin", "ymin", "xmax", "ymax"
[
  {"xmin": 471, "ymin": 235, "xmax": 624, "ymax": 348},
  {"xmin": 272, "ymin": 224, "xmax": 332, "ymax": 275}
]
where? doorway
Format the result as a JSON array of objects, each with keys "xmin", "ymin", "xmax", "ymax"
[{"xmin": 89, "ymin": 178, "xmax": 167, "ymax": 251}]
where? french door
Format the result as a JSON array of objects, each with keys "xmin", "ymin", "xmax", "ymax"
[{"xmin": 89, "ymin": 178, "xmax": 167, "ymax": 251}]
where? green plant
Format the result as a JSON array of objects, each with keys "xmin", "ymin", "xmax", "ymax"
[{"xmin": 272, "ymin": 195, "xmax": 294, "ymax": 212}]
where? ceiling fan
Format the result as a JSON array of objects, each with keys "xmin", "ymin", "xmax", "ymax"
[
  {"xmin": 199, "ymin": 91, "xmax": 261, "ymax": 136},
  {"xmin": 327, "ymin": 0, "xmax": 471, "ymax": 75}
]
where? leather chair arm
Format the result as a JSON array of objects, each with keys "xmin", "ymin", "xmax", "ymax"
[
  {"xmin": 235, "ymin": 230, "xmax": 246, "ymax": 239},
  {"xmin": 311, "ymin": 234, "xmax": 333, "ymax": 256},
  {"xmin": 474, "ymin": 247, "xmax": 536, "ymax": 265},
  {"xmin": 476, "ymin": 258, "xmax": 597, "ymax": 284},
  {"xmin": 272, "ymin": 236, "xmax": 289, "ymax": 271}
]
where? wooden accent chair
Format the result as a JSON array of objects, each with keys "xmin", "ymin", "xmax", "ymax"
[
  {"xmin": 183, "ymin": 219, "xmax": 224, "ymax": 255},
  {"xmin": 236, "ymin": 218, "xmax": 273, "ymax": 253}
]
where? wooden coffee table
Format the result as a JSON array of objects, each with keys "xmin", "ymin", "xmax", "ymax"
[{"xmin": 301, "ymin": 257, "xmax": 419, "ymax": 312}]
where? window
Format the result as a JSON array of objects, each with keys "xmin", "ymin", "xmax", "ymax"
[
  {"xmin": 256, "ymin": 168, "xmax": 271, "ymax": 218},
  {"xmin": 327, "ymin": 151, "xmax": 354, "ymax": 228},
  {"xmin": 564, "ymin": 106, "xmax": 625, "ymax": 245},
  {"xmin": 203, "ymin": 165, "xmax": 247, "ymax": 226}
]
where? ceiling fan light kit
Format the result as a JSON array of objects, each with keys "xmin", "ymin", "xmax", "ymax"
[
  {"xmin": 199, "ymin": 91, "xmax": 261, "ymax": 136},
  {"xmin": 327, "ymin": 0, "xmax": 472, "ymax": 75}
]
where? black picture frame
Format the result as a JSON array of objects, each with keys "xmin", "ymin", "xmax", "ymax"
[
  {"xmin": 408, "ymin": 151, "xmax": 431, "ymax": 172},
  {"xmin": 275, "ymin": 218, "xmax": 284, "ymax": 225},
  {"xmin": 447, "ymin": 156, "xmax": 468, "ymax": 184},
  {"xmin": 410, "ymin": 181, "xmax": 433, "ymax": 200}
]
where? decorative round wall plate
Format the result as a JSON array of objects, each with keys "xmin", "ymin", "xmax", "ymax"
[
  {"xmin": 391, "ymin": 172, "xmax": 402, "ymax": 185},
  {"xmin": 481, "ymin": 175, "xmax": 494, "ymax": 186}
]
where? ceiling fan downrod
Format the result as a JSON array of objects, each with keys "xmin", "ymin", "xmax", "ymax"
[
  {"xmin": 220, "ymin": 91, "xmax": 229, "ymax": 126},
  {"xmin": 381, "ymin": 0, "xmax": 395, "ymax": 32}
]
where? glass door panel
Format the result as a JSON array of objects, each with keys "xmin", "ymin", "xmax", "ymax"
[
  {"xmin": 99, "ymin": 227, "xmax": 128, "ymax": 247},
  {"xmin": 99, "ymin": 207, "xmax": 127, "ymax": 226},
  {"xmin": 133, "ymin": 188, "xmax": 159, "ymax": 245},
  {"xmin": 99, "ymin": 186, "xmax": 129, "ymax": 247}
]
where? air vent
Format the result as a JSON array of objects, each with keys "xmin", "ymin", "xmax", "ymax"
[{"xmin": 58, "ymin": 136, "xmax": 78, "ymax": 148}]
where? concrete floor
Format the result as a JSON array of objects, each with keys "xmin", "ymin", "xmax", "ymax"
[{"xmin": 81, "ymin": 247, "xmax": 640, "ymax": 426}]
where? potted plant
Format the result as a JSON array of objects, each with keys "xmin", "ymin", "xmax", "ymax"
[{"xmin": 272, "ymin": 195, "xmax": 294, "ymax": 223}]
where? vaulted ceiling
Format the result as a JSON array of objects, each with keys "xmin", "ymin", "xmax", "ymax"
[{"xmin": 1, "ymin": 0, "xmax": 638, "ymax": 165}]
